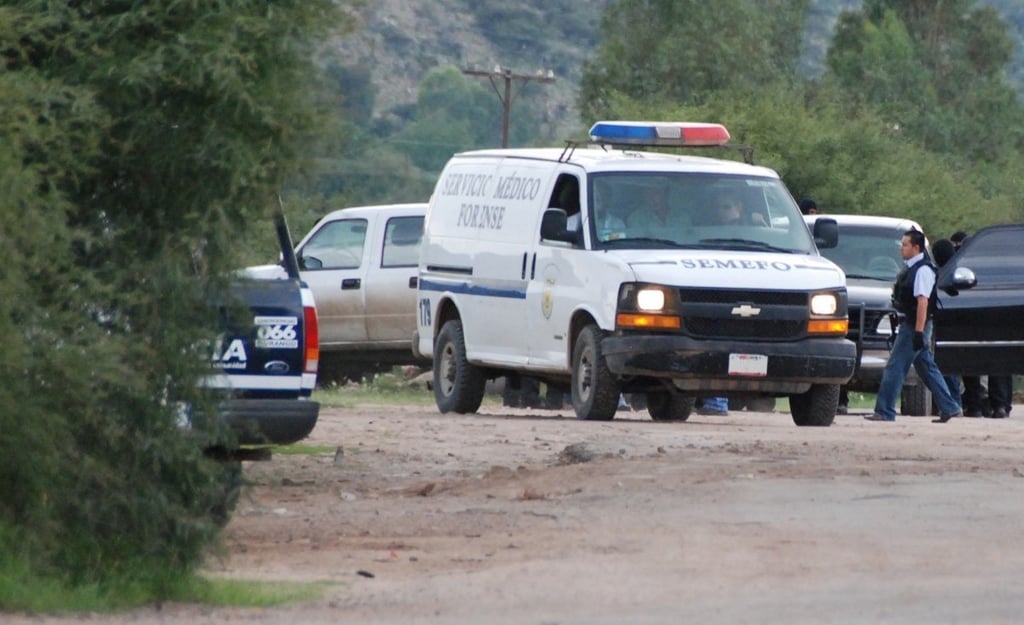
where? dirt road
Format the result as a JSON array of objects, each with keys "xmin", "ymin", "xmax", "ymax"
[{"xmin": 15, "ymin": 401, "xmax": 1024, "ymax": 624}]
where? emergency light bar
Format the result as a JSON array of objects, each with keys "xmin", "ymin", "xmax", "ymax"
[{"xmin": 589, "ymin": 121, "xmax": 731, "ymax": 147}]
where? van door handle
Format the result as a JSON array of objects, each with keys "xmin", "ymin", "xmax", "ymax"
[
  {"xmin": 341, "ymin": 278, "xmax": 361, "ymax": 290},
  {"xmin": 408, "ymin": 276, "xmax": 418, "ymax": 288},
  {"xmin": 530, "ymin": 253, "xmax": 537, "ymax": 280},
  {"xmin": 521, "ymin": 252, "xmax": 528, "ymax": 280}
]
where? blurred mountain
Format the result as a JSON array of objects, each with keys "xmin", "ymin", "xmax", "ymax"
[{"xmin": 335, "ymin": 0, "xmax": 1023, "ymax": 132}]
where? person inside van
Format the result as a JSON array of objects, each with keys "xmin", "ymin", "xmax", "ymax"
[
  {"xmin": 714, "ymin": 194, "xmax": 766, "ymax": 227},
  {"xmin": 626, "ymin": 183, "xmax": 690, "ymax": 237},
  {"xmin": 591, "ymin": 179, "xmax": 628, "ymax": 241}
]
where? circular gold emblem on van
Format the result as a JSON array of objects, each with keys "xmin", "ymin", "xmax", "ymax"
[{"xmin": 541, "ymin": 290, "xmax": 553, "ymax": 319}]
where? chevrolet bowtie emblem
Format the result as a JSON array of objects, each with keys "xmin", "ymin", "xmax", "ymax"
[{"xmin": 731, "ymin": 304, "xmax": 761, "ymax": 317}]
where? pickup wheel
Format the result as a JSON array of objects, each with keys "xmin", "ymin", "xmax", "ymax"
[
  {"xmin": 646, "ymin": 391, "xmax": 695, "ymax": 421},
  {"xmin": 571, "ymin": 325, "xmax": 620, "ymax": 421},
  {"xmin": 900, "ymin": 383, "xmax": 931, "ymax": 416},
  {"xmin": 789, "ymin": 384, "xmax": 839, "ymax": 426},
  {"xmin": 433, "ymin": 320, "xmax": 486, "ymax": 414}
]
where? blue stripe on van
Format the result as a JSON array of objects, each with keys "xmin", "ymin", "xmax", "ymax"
[{"xmin": 419, "ymin": 278, "xmax": 526, "ymax": 300}]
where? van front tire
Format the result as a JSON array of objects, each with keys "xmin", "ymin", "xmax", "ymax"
[
  {"xmin": 789, "ymin": 384, "xmax": 839, "ymax": 426},
  {"xmin": 571, "ymin": 325, "xmax": 621, "ymax": 421},
  {"xmin": 434, "ymin": 320, "xmax": 486, "ymax": 414}
]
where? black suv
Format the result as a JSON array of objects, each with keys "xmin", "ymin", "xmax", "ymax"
[
  {"xmin": 934, "ymin": 223, "xmax": 1024, "ymax": 375},
  {"xmin": 805, "ymin": 214, "xmax": 933, "ymax": 415}
]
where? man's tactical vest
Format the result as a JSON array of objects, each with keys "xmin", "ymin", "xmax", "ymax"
[{"xmin": 891, "ymin": 257, "xmax": 937, "ymax": 317}]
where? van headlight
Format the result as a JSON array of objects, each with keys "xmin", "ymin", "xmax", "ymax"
[
  {"xmin": 810, "ymin": 293, "xmax": 838, "ymax": 315},
  {"xmin": 616, "ymin": 284, "xmax": 680, "ymax": 330},
  {"xmin": 636, "ymin": 288, "xmax": 665, "ymax": 311},
  {"xmin": 807, "ymin": 290, "xmax": 848, "ymax": 335}
]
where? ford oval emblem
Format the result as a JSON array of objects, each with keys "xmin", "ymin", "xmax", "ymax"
[{"xmin": 264, "ymin": 360, "xmax": 290, "ymax": 374}]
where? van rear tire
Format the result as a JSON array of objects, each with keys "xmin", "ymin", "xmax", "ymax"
[
  {"xmin": 646, "ymin": 391, "xmax": 695, "ymax": 421},
  {"xmin": 433, "ymin": 320, "xmax": 486, "ymax": 414},
  {"xmin": 571, "ymin": 325, "xmax": 620, "ymax": 421}
]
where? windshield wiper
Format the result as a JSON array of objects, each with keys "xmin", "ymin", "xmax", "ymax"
[
  {"xmin": 603, "ymin": 237, "xmax": 694, "ymax": 249},
  {"xmin": 844, "ymin": 273, "xmax": 891, "ymax": 281},
  {"xmin": 698, "ymin": 238, "xmax": 797, "ymax": 254}
]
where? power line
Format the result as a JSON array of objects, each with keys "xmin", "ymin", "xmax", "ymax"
[{"xmin": 463, "ymin": 65, "xmax": 556, "ymax": 148}]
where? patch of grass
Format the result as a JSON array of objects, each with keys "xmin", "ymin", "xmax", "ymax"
[
  {"xmin": 271, "ymin": 444, "xmax": 337, "ymax": 456},
  {"xmin": 0, "ymin": 562, "xmax": 335, "ymax": 613},
  {"xmin": 173, "ymin": 576, "xmax": 336, "ymax": 607},
  {"xmin": 315, "ymin": 369, "xmax": 435, "ymax": 407}
]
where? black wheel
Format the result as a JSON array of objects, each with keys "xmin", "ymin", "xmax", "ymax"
[
  {"xmin": 571, "ymin": 325, "xmax": 621, "ymax": 420},
  {"xmin": 646, "ymin": 391, "xmax": 695, "ymax": 421},
  {"xmin": 789, "ymin": 384, "xmax": 839, "ymax": 426},
  {"xmin": 900, "ymin": 383, "xmax": 931, "ymax": 416},
  {"xmin": 433, "ymin": 320, "xmax": 486, "ymax": 414}
]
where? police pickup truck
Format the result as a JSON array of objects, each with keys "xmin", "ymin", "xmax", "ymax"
[{"xmin": 207, "ymin": 213, "xmax": 320, "ymax": 457}]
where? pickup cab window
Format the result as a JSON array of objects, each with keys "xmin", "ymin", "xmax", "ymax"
[
  {"xmin": 382, "ymin": 216, "xmax": 424, "ymax": 268},
  {"xmin": 300, "ymin": 219, "xmax": 367, "ymax": 270}
]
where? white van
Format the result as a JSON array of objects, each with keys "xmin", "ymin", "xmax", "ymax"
[{"xmin": 415, "ymin": 122, "xmax": 856, "ymax": 426}]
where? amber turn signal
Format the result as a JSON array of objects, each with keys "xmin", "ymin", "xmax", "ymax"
[
  {"xmin": 617, "ymin": 313, "xmax": 681, "ymax": 329},
  {"xmin": 807, "ymin": 319, "xmax": 848, "ymax": 334}
]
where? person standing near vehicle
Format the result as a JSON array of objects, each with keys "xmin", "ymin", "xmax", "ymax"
[
  {"xmin": 799, "ymin": 198, "xmax": 818, "ymax": 215},
  {"xmin": 865, "ymin": 229, "xmax": 963, "ymax": 423}
]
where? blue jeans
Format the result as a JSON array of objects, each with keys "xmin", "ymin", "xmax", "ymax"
[
  {"xmin": 874, "ymin": 319, "xmax": 961, "ymax": 419},
  {"xmin": 703, "ymin": 396, "xmax": 728, "ymax": 412},
  {"xmin": 944, "ymin": 375, "xmax": 962, "ymax": 410}
]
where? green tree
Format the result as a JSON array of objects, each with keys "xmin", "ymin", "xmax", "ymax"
[
  {"xmin": 603, "ymin": 84, "xmax": 1022, "ymax": 236},
  {"xmin": 826, "ymin": 1, "xmax": 1024, "ymax": 161},
  {"xmin": 578, "ymin": 0, "xmax": 810, "ymax": 120},
  {"xmin": 0, "ymin": 0, "xmax": 352, "ymax": 601}
]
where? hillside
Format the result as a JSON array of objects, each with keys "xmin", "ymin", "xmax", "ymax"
[{"xmin": 334, "ymin": 0, "xmax": 1024, "ymax": 137}]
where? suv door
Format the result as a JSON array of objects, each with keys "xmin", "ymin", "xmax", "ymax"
[{"xmin": 934, "ymin": 224, "xmax": 1024, "ymax": 375}]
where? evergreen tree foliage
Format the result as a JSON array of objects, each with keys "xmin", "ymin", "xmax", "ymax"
[
  {"xmin": 826, "ymin": 0, "xmax": 1024, "ymax": 161},
  {"xmin": 0, "ymin": 0, "xmax": 351, "ymax": 597},
  {"xmin": 578, "ymin": 0, "xmax": 811, "ymax": 120}
]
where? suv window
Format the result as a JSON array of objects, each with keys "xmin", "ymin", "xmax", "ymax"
[{"xmin": 957, "ymin": 229, "xmax": 1024, "ymax": 287}]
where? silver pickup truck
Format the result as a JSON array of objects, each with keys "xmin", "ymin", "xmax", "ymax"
[{"xmin": 246, "ymin": 203, "xmax": 428, "ymax": 382}]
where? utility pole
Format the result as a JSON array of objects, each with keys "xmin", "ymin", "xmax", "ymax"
[{"xmin": 463, "ymin": 65, "xmax": 556, "ymax": 148}]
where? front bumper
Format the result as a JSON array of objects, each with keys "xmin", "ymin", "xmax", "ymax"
[
  {"xmin": 221, "ymin": 398, "xmax": 320, "ymax": 446},
  {"xmin": 602, "ymin": 335, "xmax": 856, "ymax": 394}
]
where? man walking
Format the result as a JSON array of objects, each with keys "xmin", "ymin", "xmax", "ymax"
[{"xmin": 865, "ymin": 229, "xmax": 963, "ymax": 423}]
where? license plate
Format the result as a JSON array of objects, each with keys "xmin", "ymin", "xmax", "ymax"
[{"xmin": 728, "ymin": 353, "xmax": 768, "ymax": 377}]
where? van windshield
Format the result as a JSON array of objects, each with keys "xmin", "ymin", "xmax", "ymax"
[{"xmin": 587, "ymin": 173, "xmax": 815, "ymax": 254}]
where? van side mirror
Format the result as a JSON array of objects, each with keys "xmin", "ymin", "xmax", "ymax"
[
  {"xmin": 813, "ymin": 217, "xmax": 838, "ymax": 249},
  {"xmin": 540, "ymin": 208, "xmax": 580, "ymax": 245}
]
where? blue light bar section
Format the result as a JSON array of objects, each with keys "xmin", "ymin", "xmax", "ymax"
[{"xmin": 589, "ymin": 122, "xmax": 657, "ymax": 141}]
